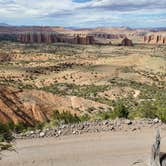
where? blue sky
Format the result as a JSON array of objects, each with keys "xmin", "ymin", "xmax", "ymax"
[{"xmin": 0, "ymin": 0, "xmax": 166, "ymax": 28}]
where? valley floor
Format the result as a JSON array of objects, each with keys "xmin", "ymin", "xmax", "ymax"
[{"xmin": 1, "ymin": 128, "xmax": 166, "ymax": 166}]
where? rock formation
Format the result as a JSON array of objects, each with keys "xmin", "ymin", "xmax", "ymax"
[
  {"xmin": 0, "ymin": 26, "xmax": 166, "ymax": 45},
  {"xmin": 150, "ymin": 129, "xmax": 161, "ymax": 166},
  {"xmin": 0, "ymin": 86, "xmax": 109, "ymax": 125},
  {"xmin": 121, "ymin": 37, "xmax": 134, "ymax": 46},
  {"xmin": 17, "ymin": 33, "xmax": 95, "ymax": 45},
  {"xmin": 91, "ymin": 33, "xmax": 126, "ymax": 39},
  {"xmin": 144, "ymin": 34, "xmax": 166, "ymax": 44},
  {"xmin": 133, "ymin": 129, "xmax": 166, "ymax": 166}
]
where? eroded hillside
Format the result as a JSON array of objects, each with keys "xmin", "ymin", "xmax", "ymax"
[{"xmin": 0, "ymin": 41, "xmax": 166, "ymax": 125}]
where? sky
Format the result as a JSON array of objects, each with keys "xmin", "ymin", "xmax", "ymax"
[{"xmin": 0, "ymin": 0, "xmax": 166, "ymax": 28}]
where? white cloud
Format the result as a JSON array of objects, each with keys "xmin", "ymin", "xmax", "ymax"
[
  {"xmin": 0, "ymin": 0, "xmax": 166, "ymax": 18},
  {"xmin": 80, "ymin": 0, "xmax": 166, "ymax": 11},
  {"xmin": 0, "ymin": 0, "xmax": 77, "ymax": 17},
  {"xmin": 0, "ymin": 0, "xmax": 165, "ymax": 27}
]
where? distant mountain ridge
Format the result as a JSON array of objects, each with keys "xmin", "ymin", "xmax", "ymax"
[
  {"xmin": 0, "ymin": 24, "xmax": 165, "ymax": 31},
  {"xmin": 0, "ymin": 23, "xmax": 10, "ymax": 26}
]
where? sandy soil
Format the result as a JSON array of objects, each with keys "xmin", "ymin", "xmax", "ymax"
[{"xmin": 1, "ymin": 128, "xmax": 166, "ymax": 166}]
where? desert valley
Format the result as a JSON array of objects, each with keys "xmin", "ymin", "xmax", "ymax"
[{"xmin": 0, "ymin": 25, "xmax": 166, "ymax": 166}]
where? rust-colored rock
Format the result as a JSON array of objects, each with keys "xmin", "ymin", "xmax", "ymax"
[
  {"xmin": 121, "ymin": 37, "xmax": 133, "ymax": 46},
  {"xmin": 0, "ymin": 86, "xmax": 109, "ymax": 125},
  {"xmin": 17, "ymin": 33, "xmax": 95, "ymax": 45},
  {"xmin": 92, "ymin": 33, "xmax": 126, "ymax": 39},
  {"xmin": 144, "ymin": 34, "xmax": 166, "ymax": 44}
]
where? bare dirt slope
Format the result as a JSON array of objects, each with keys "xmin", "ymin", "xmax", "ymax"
[
  {"xmin": 0, "ymin": 86, "xmax": 109, "ymax": 125},
  {"xmin": 1, "ymin": 128, "xmax": 166, "ymax": 166}
]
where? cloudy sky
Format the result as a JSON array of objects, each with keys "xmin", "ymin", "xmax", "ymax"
[{"xmin": 0, "ymin": 0, "xmax": 166, "ymax": 28}]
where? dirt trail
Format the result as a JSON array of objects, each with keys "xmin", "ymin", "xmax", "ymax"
[{"xmin": 1, "ymin": 128, "xmax": 166, "ymax": 166}]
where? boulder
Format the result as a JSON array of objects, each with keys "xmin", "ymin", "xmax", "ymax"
[
  {"xmin": 121, "ymin": 37, "xmax": 134, "ymax": 46},
  {"xmin": 39, "ymin": 132, "xmax": 45, "ymax": 137}
]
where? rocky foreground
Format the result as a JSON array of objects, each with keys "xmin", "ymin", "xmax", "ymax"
[
  {"xmin": 1, "ymin": 118, "xmax": 166, "ymax": 166},
  {"xmin": 14, "ymin": 118, "xmax": 164, "ymax": 140}
]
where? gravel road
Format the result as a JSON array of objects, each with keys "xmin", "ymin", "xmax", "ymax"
[{"xmin": 1, "ymin": 128, "xmax": 166, "ymax": 166}]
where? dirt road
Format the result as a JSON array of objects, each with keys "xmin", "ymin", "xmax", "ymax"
[{"xmin": 1, "ymin": 128, "xmax": 166, "ymax": 166}]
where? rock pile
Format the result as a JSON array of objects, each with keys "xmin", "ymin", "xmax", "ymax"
[{"xmin": 14, "ymin": 118, "xmax": 164, "ymax": 140}]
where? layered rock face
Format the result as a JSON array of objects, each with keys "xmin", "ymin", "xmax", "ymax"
[
  {"xmin": 144, "ymin": 34, "xmax": 166, "ymax": 44},
  {"xmin": 121, "ymin": 37, "xmax": 133, "ymax": 46},
  {"xmin": 91, "ymin": 33, "xmax": 126, "ymax": 39},
  {"xmin": 17, "ymin": 33, "xmax": 95, "ymax": 45},
  {"xmin": 0, "ymin": 87, "xmax": 109, "ymax": 125}
]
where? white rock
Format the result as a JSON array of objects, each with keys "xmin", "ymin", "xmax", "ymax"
[
  {"xmin": 58, "ymin": 130, "xmax": 62, "ymax": 135},
  {"xmin": 30, "ymin": 131, "xmax": 34, "ymax": 134},
  {"xmin": 39, "ymin": 132, "xmax": 45, "ymax": 137},
  {"xmin": 153, "ymin": 118, "xmax": 160, "ymax": 123},
  {"xmin": 72, "ymin": 130, "xmax": 76, "ymax": 134}
]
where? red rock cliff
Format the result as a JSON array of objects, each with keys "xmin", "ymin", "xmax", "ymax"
[
  {"xmin": 17, "ymin": 33, "xmax": 95, "ymax": 45},
  {"xmin": 144, "ymin": 34, "xmax": 166, "ymax": 44}
]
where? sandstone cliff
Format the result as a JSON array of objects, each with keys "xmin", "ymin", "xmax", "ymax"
[
  {"xmin": 17, "ymin": 33, "xmax": 95, "ymax": 44},
  {"xmin": 90, "ymin": 33, "xmax": 126, "ymax": 39},
  {"xmin": 144, "ymin": 33, "xmax": 166, "ymax": 44}
]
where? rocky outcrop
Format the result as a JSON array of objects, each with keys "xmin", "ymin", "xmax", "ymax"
[
  {"xmin": 91, "ymin": 33, "xmax": 126, "ymax": 39},
  {"xmin": 150, "ymin": 129, "xmax": 161, "ymax": 166},
  {"xmin": 17, "ymin": 33, "xmax": 95, "ymax": 45},
  {"xmin": 144, "ymin": 34, "xmax": 166, "ymax": 44},
  {"xmin": 94, "ymin": 37, "xmax": 112, "ymax": 45},
  {"xmin": 0, "ymin": 86, "xmax": 109, "ymax": 125},
  {"xmin": 121, "ymin": 37, "xmax": 133, "ymax": 46}
]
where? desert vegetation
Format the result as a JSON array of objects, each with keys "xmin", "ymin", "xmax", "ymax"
[
  {"xmin": 0, "ymin": 41, "xmax": 165, "ymax": 132},
  {"xmin": 0, "ymin": 39, "xmax": 165, "ymax": 166}
]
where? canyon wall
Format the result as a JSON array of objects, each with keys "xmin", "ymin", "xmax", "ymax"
[
  {"xmin": 0, "ymin": 26, "xmax": 166, "ymax": 45},
  {"xmin": 17, "ymin": 33, "xmax": 95, "ymax": 44},
  {"xmin": 91, "ymin": 33, "xmax": 126, "ymax": 39},
  {"xmin": 144, "ymin": 34, "xmax": 166, "ymax": 44}
]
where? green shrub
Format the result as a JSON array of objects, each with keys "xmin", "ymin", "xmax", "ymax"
[
  {"xmin": 13, "ymin": 122, "xmax": 29, "ymax": 133},
  {"xmin": 80, "ymin": 114, "xmax": 90, "ymax": 122},
  {"xmin": 92, "ymin": 111, "xmax": 112, "ymax": 121},
  {"xmin": 129, "ymin": 97, "xmax": 166, "ymax": 122},
  {"xmin": 0, "ymin": 123, "xmax": 13, "ymax": 143},
  {"xmin": 52, "ymin": 110, "xmax": 81, "ymax": 125},
  {"xmin": 136, "ymin": 101, "xmax": 156, "ymax": 119},
  {"xmin": 35, "ymin": 122, "xmax": 45, "ymax": 130},
  {"xmin": 112, "ymin": 100, "xmax": 129, "ymax": 119}
]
